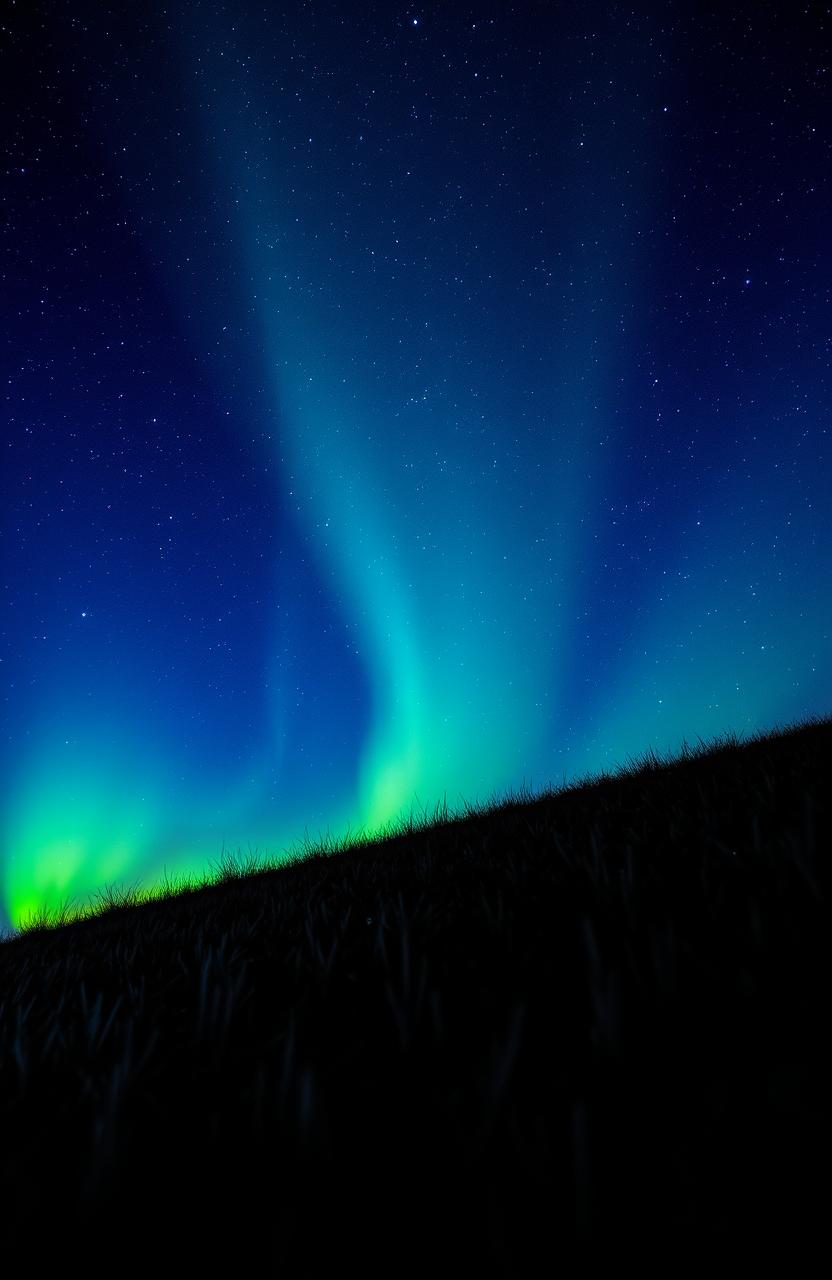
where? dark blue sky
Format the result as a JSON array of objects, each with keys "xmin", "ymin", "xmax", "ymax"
[{"xmin": 2, "ymin": 1, "xmax": 830, "ymax": 926}]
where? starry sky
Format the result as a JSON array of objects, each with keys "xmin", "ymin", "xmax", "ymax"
[{"xmin": 2, "ymin": 1, "xmax": 830, "ymax": 929}]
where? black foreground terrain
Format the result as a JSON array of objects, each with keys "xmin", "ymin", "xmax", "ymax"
[{"xmin": 0, "ymin": 716, "xmax": 828, "ymax": 1272}]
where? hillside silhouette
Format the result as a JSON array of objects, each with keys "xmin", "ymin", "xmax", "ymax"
[{"xmin": 1, "ymin": 715, "xmax": 828, "ymax": 1273}]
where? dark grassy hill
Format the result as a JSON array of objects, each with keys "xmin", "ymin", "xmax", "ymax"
[{"xmin": 1, "ymin": 716, "xmax": 828, "ymax": 1272}]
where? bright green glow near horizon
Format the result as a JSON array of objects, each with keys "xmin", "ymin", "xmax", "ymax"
[{"xmin": 4, "ymin": 750, "xmax": 158, "ymax": 926}]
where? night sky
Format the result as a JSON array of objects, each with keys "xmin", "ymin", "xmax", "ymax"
[{"xmin": 3, "ymin": 2, "xmax": 830, "ymax": 930}]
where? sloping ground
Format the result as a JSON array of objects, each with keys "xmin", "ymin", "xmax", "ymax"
[{"xmin": 1, "ymin": 716, "xmax": 828, "ymax": 1272}]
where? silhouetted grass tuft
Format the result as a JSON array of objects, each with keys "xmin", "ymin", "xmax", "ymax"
[{"xmin": 0, "ymin": 713, "xmax": 829, "ymax": 1274}]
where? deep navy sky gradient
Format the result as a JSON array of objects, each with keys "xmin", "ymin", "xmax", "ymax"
[{"xmin": 2, "ymin": 1, "xmax": 830, "ymax": 927}]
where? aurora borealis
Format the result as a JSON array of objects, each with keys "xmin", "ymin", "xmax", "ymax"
[{"xmin": 3, "ymin": 2, "xmax": 830, "ymax": 930}]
